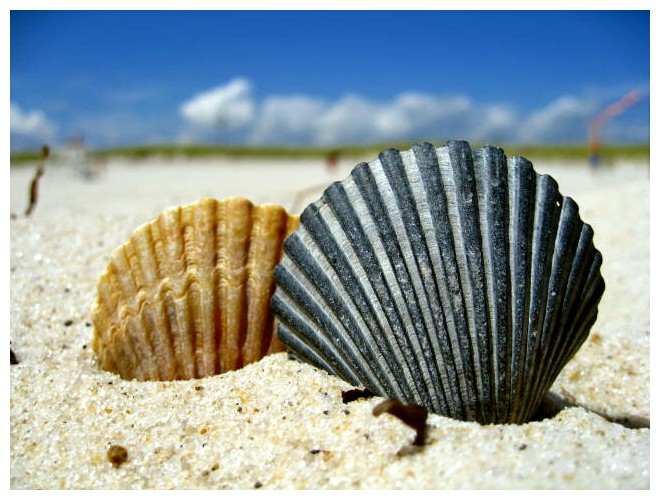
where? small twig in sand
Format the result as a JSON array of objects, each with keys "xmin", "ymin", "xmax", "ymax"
[
  {"xmin": 372, "ymin": 399, "xmax": 428, "ymax": 446},
  {"xmin": 24, "ymin": 145, "xmax": 49, "ymax": 217}
]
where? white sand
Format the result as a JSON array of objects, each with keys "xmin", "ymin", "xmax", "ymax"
[{"xmin": 9, "ymin": 153, "xmax": 650, "ymax": 489}]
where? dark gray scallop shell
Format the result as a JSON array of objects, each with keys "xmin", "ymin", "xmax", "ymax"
[{"xmin": 272, "ymin": 140, "xmax": 605, "ymax": 424}]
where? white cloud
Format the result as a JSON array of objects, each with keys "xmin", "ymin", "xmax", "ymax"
[
  {"xmin": 176, "ymin": 79, "xmax": 649, "ymax": 146},
  {"xmin": 180, "ymin": 78, "xmax": 255, "ymax": 130},
  {"xmin": 10, "ymin": 103, "xmax": 57, "ymax": 139},
  {"xmin": 470, "ymin": 104, "xmax": 518, "ymax": 143},
  {"xmin": 315, "ymin": 94, "xmax": 380, "ymax": 145},
  {"xmin": 517, "ymin": 96, "xmax": 597, "ymax": 143},
  {"xmin": 308, "ymin": 93, "xmax": 519, "ymax": 145},
  {"xmin": 248, "ymin": 92, "xmax": 491, "ymax": 146},
  {"xmin": 387, "ymin": 92, "xmax": 473, "ymax": 137},
  {"xmin": 250, "ymin": 95, "xmax": 326, "ymax": 145}
]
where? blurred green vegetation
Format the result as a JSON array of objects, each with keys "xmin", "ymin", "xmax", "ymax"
[{"xmin": 10, "ymin": 142, "xmax": 650, "ymax": 165}]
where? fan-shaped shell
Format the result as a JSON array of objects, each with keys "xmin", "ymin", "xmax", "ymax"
[
  {"xmin": 272, "ymin": 141, "xmax": 605, "ymax": 424},
  {"xmin": 92, "ymin": 197, "xmax": 299, "ymax": 381}
]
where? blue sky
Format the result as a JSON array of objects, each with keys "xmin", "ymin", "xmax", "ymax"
[{"xmin": 10, "ymin": 10, "xmax": 650, "ymax": 151}]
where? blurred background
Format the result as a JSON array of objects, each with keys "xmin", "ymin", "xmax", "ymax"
[{"xmin": 10, "ymin": 10, "xmax": 649, "ymax": 163}]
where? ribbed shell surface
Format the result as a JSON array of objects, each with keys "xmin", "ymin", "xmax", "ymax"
[
  {"xmin": 272, "ymin": 141, "xmax": 605, "ymax": 424},
  {"xmin": 92, "ymin": 197, "xmax": 299, "ymax": 381}
]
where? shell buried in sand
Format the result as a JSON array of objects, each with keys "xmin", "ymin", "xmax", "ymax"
[
  {"xmin": 272, "ymin": 140, "xmax": 605, "ymax": 424},
  {"xmin": 91, "ymin": 197, "xmax": 299, "ymax": 381}
]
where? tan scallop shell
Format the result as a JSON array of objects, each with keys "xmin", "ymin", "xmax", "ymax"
[{"xmin": 91, "ymin": 197, "xmax": 300, "ymax": 381}]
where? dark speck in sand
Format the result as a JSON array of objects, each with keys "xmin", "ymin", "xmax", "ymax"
[
  {"xmin": 342, "ymin": 388, "xmax": 376, "ymax": 403},
  {"xmin": 63, "ymin": 319, "xmax": 74, "ymax": 327},
  {"xmin": 107, "ymin": 445, "xmax": 128, "ymax": 468},
  {"xmin": 11, "ymin": 349, "xmax": 19, "ymax": 365}
]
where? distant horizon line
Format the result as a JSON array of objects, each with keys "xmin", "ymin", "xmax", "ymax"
[{"xmin": 10, "ymin": 141, "xmax": 650, "ymax": 164}]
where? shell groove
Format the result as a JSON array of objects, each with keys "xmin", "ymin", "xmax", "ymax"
[
  {"xmin": 272, "ymin": 141, "xmax": 605, "ymax": 424},
  {"xmin": 92, "ymin": 197, "xmax": 299, "ymax": 381}
]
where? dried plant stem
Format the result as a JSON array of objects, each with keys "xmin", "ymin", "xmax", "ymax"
[
  {"xmin": 373, "ymin": 399, "xmax": 428, "ymax": 446},
  {"xmin": 24, "ymin": 145, "xmax": 49, "ymax": 217}
]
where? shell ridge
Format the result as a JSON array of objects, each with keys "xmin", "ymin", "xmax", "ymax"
[
  {"xmin": 430, "ymin": 145, "xmax": 476, "ymax": 418},
  {"xmin": 92, "ymin": 288, "xmax": 125, "ymax": 372},
  {"xmin": 276, "ymin": 322, "xmax": 353, "ymax": 383},
  {"xmin": 137, "ymin": 225, "xmax": 166, "ymax": 379},
  {"xmin": 350, "ymin": 161, "xmax": 437, "ymax": 408},
  {"xmin": 313, "ymin": 178, "xmax": 430, "ymax": 401},
  {"xmin": 412, "ymin": 143, "xmax": 480, "ymax": 420},
  {"xmin": 373, "ymin": 149, "xmax": 450, "ymax": 413},
  {"xmin": 521, "ymin": 174, "xmax": 562, "ymax": 419},
  {"xmin": 532, "ymin": 266, "xmax": 604, "ymax": 415},
  {"xmin": 277, "ymin": 229, "xmax": 389, "ymax": 392},
  {"xmin": 164, "ymin": 292, "xmax": 194, "ymax": 379},
  {"xmin": 218, "ymin": 198, "xmax": 253, "ymax": 372},
  {"xmin": 160, "ymin": 207, "xmax": 186, "ymax": 285},
  {"xmin": 553, "ymin": 224, "xmax": 598, "ymax": 352},
  {"xmin": 402, "ymin": 147, "xmax": 473, "ymax": 414},
  {"xmin": 213, "ymin": 199, "xmax": 229, "ymax": 374},
  {"xmin": 179, "ymin": 208, "xmax": 202, "ymax": 378},
  {"xmin": 105, "ymin": 229, "xmax": 140, "ymax": 378},
  {"xmin": 211, "ymin": 213, "xmax": 222, "ymax": 375},
  {"xmin": 216, "ymin": 197, "xmax": 232, "ymax": 373},
  {"xmin": 472, "ymin": 145, "xmax": 511, "ymax": 423},
  {"xmin": 506, "ymin": 156, "xmax": 536, "ymax": 422},
  {"xmin": 267, "ymin": 212, "xmax": 301, "ymax": 356},
  {"xmin": 117, "ymin": 302, "xmax": 158, "ymax": 380},
  {"xmin": 554, "ymin": 249, "xmax": 604, "ymax": 368},
  {"xmin": 272, "ymin": 265, "xmax": 370, "ymax": 388},
  {"xmin": 112, "ymin": 322, "xmax": 143, "ymax": 380},
  {"xmin": 185, "ymin": 285, "xmax": 201, "ymax": 378},
  {"xmin": 248, "ymin": 206, "xmax": 297, "ymax": 359},
  {"xmin": 146, "ymin": 274, "xmax": 209, "ymax": 380},
  {"xmin": 441, "ymin": 141, "xmax": 491, "ymax": 421},
  {"xmin": 304, "ymin": 204, "xmax": 408, "ymax": 395},
  {"xmin": 149, "ymin": 211, "xmax": 180, "ymax": 379},
  {"xmin": 155, "ymin": 206, "xmax": 195, "ymax": 379},
  {"xmin": 132, "ymin": 294, "xmax": 168, "ymax": 380},
  {"xmin": 438, "ymin": 143, "xmax": 480, "ymax": 413},
  {"xmin": 194, "ymin": 198, "xmax": 220, "ymax": 377},
  {"xmin": 117, "ymin": 242, "xmax": 152, "ymax": 380},
  {"xmin": 526, "ymin": 196, "xmax": 582, "ymax": 414},
  {"xmin": 92, "ymin": 266, "xmax": 122, "ymax": 374},
  {"xmin": 273, "ymin": 210, "xmax": 301, "ymax": 352},
  {"xmin": 316, "ymin": 186, "xmax": 411, "ymax": 399},
  {"xmin": 564, "ymin": 268, "xmax": 604, "ymax": 361},
  {"xmin": 243, "ymin": 205, "xmax": 277, "ymax": 363},
  {"xmin": 402, "ymin": 145, "xmax": 472, "ymax": 416},
  {"xmin": 205, "ymin": 199, "xmax": 221, "ymax": 375},
  {"xmin": 186, "ymin": 200, "xmax": 214, "ymax": 378},
  {"xmin": 324, "ymin": 169, "xmax": 422, "ymax": 399}
]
